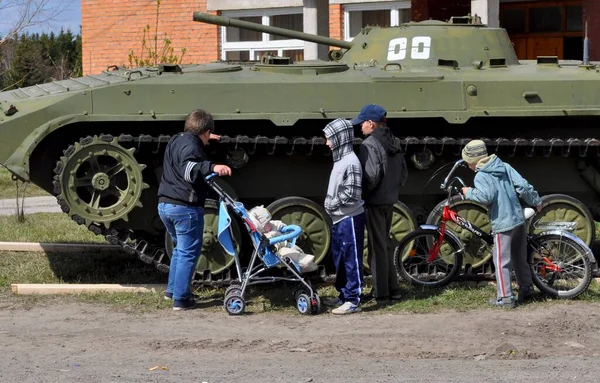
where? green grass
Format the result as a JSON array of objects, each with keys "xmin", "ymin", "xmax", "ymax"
[
  {"xmin": 2, "ymin": 249, "xmax": 600, "ymax": 314},
  {"xmin": 0, "ymin": 168, "xmax": 50, "ymax": 199},
  {"xmin": 0, "ymin": 213, "xmax": 105, "ymax": 243}
]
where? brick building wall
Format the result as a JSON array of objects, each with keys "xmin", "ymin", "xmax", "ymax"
[
  {"xmin": 582, "ymin": 0, "xmax": 600, "ymax": 60},
  {"xmin": 81, "ymin": 0, "xmax": 218, "ymax": 75},
  {"xmin": 329, "ymin": 4, "xmax": 344, "ymax": 41}
]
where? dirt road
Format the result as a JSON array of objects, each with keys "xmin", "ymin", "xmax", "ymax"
[{"xmin": 1, "ymin": 299, "xmax": 600, "ymax": 383}]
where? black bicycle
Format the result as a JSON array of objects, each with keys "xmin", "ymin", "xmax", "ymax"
[{"xmin": 394, "ymin": 159, "xmax": 596, "ymax": 299}]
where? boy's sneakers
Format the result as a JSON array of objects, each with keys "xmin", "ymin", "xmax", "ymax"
[
  {"xmin": 332, "ymin": 301, "xmax": 361, "ymax": 315},
  {"xmin": 488, "ymin": 296, "xmax": 516, "ymax": 308}
]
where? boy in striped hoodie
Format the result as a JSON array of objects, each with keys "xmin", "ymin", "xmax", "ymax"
[{"xmin": 323, "ymin": 118, "xmax": 366, "ymax": 315}]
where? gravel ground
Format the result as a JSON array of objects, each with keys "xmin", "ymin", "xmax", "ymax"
[{"xmin": 2, "ymin": 299, "xmax": 600, "ymax": 382}]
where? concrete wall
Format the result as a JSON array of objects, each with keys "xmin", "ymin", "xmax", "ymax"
[
  {"xmin": 471, "ymin": 0, "xmax": 499, "ymax": 27},
  {"xmin": 207, "ymin": 0, "xmax": 302, "ymax": 11}
]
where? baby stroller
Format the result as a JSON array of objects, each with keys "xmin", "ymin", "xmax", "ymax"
[{"xmin": 204, "ymin": 173, "xmax": 321, "ymax": 316}]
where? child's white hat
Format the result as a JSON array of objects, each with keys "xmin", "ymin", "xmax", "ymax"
[{"xmin": 248, "ymin": 205, "xmax": 272, "ymax": 232}]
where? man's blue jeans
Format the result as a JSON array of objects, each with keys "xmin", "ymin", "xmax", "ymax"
[{"xmin": 158, "ymin": 202, "xmax": 204, "ymax": 302}]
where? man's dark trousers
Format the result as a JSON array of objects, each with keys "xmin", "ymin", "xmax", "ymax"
[{"xmin": 366, "ymin": 204, "xmax": 399, "ymax": 299}]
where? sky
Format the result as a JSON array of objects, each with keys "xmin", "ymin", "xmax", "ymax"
[{"xmin": 0, "ymin": 0, "xmax": 81, "ymax": 37}]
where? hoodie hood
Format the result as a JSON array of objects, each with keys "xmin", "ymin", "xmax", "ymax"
[
  {"xmin": 323, "ymin": 118, "xmax": 355, "ymax": 162},
  {"xmin": 370, "ymin": 126, "xmax": 402, "ymax": 155},
  {"xmin": 475, "ymin": 154, "xmax": 505, "ymax": 175}
]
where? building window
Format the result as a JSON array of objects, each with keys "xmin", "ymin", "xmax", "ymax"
[
  {"xmin": 221, "ymin": 8, "xmax": 304, "ymax": 62},
  {"xmin": 344, "ymin": 1, "xmax": 411, "ymax": 41}
]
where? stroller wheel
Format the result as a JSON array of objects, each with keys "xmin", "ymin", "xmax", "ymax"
[
  {"xmin": 224, "ymin": 294, "xmax": 246, "ymax": 315},
  {"xmin": 293, "ymin": 287, "xmax": 308, "ymax": 301},
  {"xmin": 296, "ymin": 293, "xmax": 312, "ymax": 315},
  {"xmin": 296, "ymin": 293, "xmax": 320, "ymax": 315}
]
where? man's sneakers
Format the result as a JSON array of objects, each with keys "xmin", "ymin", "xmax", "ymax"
[
  {"xmin": 164, "ymin": 291, "xmax": 199, "ymax": 301},
  {"xmin": 488, "ymin": 296, "xmax": 516, "ymax": 308},
  {"xmin": 390, "ymin": 291, "xmax": 403, "ymax": 300},
  {"xmin": 173, "ymin": 296, "xmax": 197, "ymax": 311},
  {"xmin": 323, "ymin": 297, "xmax": 343, "ymax": 307},
  {"xmin": 517, "ymin": 286, "xmax": 535, "ymax": 303},
  {"xmin": 332, "ymin": 301, "xmax": 361, "ymax": 315},
  {"xmin": 166, "ymin": 293, "xmax": 197, "ymax": 311},
  {"xmin": 364, "ymin": 290, "xmax": 403, "ymax": 306}
]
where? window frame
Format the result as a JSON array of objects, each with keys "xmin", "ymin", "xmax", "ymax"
[
  {"xmin": 220, "ymin": 7, "xmax": 305, "ymax": 61},
  {"xmin": 343, "ymin": 1, "xmax": 411, "ymax": 41}
]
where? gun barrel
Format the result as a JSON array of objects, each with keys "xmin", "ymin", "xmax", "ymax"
[{"xmin": 193, "ymin": 12, "xmax": 353, "ymax": 50}]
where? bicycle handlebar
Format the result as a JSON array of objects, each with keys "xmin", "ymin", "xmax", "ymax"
[{"xmin": 440, "ymin": 159, "xmax": 466, "ymax": 190}]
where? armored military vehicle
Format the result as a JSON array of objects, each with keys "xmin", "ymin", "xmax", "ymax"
[{"xmin": 0, "ymin": 12, "xmax": 598, "ymax": 286}]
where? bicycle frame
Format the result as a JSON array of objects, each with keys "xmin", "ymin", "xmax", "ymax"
[
  {"xmin": 428, "ymin": 159, "xmax": 595, "ymax": 268},
  {"xmin": 434, "ymin": 204, "xmax": 564, "ymax": 272}
]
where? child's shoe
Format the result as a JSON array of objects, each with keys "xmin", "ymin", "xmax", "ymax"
[{"xmin": 488, "ymin": 296, "xmax": 516, "ymax": 308}]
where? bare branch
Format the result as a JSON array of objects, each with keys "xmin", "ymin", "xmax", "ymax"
[{"xmin": 0, "ymin": 0, "xmax": 74, "ymax": 45}]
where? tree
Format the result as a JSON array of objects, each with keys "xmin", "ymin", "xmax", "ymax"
[
  {"xmin": 3, "ymin": 33, "xmax": 48, "ymax": 88},
  {"xmin": 2, "ymin": 29, "xmax": 81, "ymax": 89},
  {"xmin": 0, "ymin": 0, "xmax": 71, "ymax": 46},
  {"xmin": 1, "ymin": 0, "xmax": 76, "ymax": 88}
]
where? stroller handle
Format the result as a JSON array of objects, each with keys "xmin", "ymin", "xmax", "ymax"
[
  {"xmin": 206, "ymin": 172, "xmax": 218, "ymax": 181},
  {"xmin": 268, "ymin": 224, "xmax": 302, "ymax": 246}
]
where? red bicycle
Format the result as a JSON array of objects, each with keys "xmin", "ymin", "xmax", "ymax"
[{"xmin": 394, "ymin": 159, "xmax": 595, "ymax": 299}]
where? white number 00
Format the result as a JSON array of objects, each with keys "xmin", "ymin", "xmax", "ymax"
[{"xmin": 387, "ymin": 36, "xmax": 432, "ymax": 61}]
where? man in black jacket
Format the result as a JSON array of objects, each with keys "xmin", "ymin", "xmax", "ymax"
[
  {"xmin": 351, "ymin": 104, "xmax": 407, "ymax": 304},
  {"xmin": 157, "ymin": 109, "xmax": 232, "ymax": 310}
]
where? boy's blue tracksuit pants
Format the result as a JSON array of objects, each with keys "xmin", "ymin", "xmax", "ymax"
[{"xmin": 331, "ymin": 212, "xmax": 365, "ymax": 305}]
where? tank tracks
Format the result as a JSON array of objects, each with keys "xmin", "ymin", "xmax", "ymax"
[{"xmin": 52, "ymin": 133, "xmax": 600, "ymax": 287}]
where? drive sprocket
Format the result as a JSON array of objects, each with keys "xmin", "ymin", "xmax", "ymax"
[{"xmin": 54, "ymin": 135, "xmax": 149, "ymax": 228}]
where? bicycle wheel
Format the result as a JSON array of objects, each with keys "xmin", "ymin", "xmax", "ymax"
[
  {"xmin": 529, "ymin": 233, "xmax": 593, "ymax": 299},
  {"xmin": 394, "ymin": 228, "xmax": 464, "ymax": 288}
]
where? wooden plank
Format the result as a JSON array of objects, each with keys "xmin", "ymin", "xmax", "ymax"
[
  {"xmin": 0, "ymin": 242, "xmax": 122, "ymax": 253},
  {"xmin": 11, "ymin": 283, "xmax": 166, "ymax": 295}
]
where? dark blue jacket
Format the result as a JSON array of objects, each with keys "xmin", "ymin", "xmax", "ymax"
[
  {"xmin": 158, "ymin": 132, "xmax": 215, "ymax": 207},
  {"xmin": 359, "ymin": 126, "xmax": 407, "ymax": 206}
]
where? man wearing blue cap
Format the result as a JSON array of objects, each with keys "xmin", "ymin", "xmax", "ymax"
[{"xmin": 351, "ymin": 104, "xmax": 407, "ymax": 305}]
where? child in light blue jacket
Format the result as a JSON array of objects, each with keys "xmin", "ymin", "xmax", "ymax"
[{"xmin": 461, "ymin": 140, "xmax": 542, "ymax": 308}]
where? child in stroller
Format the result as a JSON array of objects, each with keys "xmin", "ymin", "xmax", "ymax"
[
  {"xmin": 247, "ymin": 205, "xmax": 319, "ymax": 274},
  {"xmin": 204, "ymin": 173, "xmax": 322, "ymax": 316}
]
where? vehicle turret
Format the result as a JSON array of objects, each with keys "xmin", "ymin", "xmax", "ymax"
[{"xmin": 192, "ymin": 12, "xmax": 520, "ymax": 68}]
